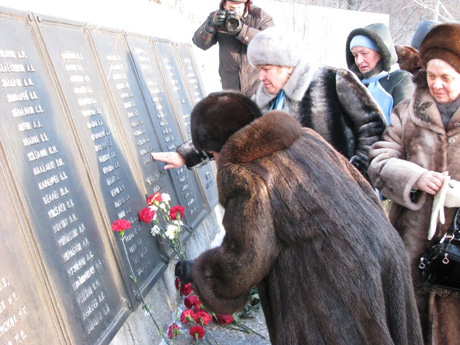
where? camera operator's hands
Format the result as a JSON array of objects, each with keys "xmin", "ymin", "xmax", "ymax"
[
  {"xmin": 209, "ymin": 10, "xmax": 227, "ymax": 31},
  {"xmin": 175, "ymin": 260, "xmax": 194, "ymax": 284}
]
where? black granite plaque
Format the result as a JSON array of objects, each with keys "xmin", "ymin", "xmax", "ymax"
[
  {"xmin": 88, "ymin": 28, "xmax": 181, "ymax": 204},
  {"xmin": 174, "ymin": 43, "xmax": 207, "ymax": 104},
  {"xmin": 0, "ymin": 158, "xmax": 63, "ymax": 345},
  {"xmin": 0, "ymin": 9, "xmax": 129, "ymax": 345},
  {"xmin": 34, "ymin": 18, "xmax": 166, "ymax": 299},
  {"xmin": 153, "ymin": 39, "xmax": 218, "ymax": 209},
  {"xmin": 125, "ymin": 34, "xmax": 208, "ymax": 228}
]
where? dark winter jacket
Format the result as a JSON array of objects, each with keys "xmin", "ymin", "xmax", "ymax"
[
  {"xmin": 192, "ymin": 6, "xmax": 274, "ymax": 96},
  {"xmin": 346, "ymin": 23, "xmax": 415, "ymax": 110},
  {"xmin": 368, "ymin": 76, "xmax": 460, "ymax": 344},
  {"xmin": 191, "ymin": 111, "xmax": 423, "ymax": 345},
  {"xmin": 253, "ymin": 60, "xmax": 386, "ymax": 176}
]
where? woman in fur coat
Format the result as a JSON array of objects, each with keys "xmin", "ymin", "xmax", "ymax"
[
  {"xmin": 368, "ymin": 23, "xmax": 460, "ymax": 345},
  {"xmin": 175, "ymin": 91, "xmax": 422, "ymax": 345},
  {"xmin": 247, "ymin": 27, "xmax": 385, "ymax": 178}
]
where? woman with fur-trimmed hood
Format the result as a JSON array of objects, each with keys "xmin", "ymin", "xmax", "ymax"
[
  {"xmin": 368, "ymin": 23, "xmax": 460, "ymax": 344},
  {"xmin": 346, "ymin": 23, "xmax": 415, "ymax": 124},
  {"xmin": 175, "ymin": 91, "xmax": 422, "ymax": 345}
]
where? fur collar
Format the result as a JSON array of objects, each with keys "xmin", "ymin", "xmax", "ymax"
[
  {"xmin": 219, "ymin": 111, "xmax": 303, "ymax": 165},
  {"xmin": 410, "ymin": 87, "xmax": 460, "ymax": 135},
  {"xmin": 253, "ymin": 60, "xmax": 318, "ymax": 109}
]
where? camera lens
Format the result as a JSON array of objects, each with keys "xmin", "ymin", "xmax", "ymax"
[{"xmin": 226, "ymin": 17, "xmax": 239, "ymax": 31}]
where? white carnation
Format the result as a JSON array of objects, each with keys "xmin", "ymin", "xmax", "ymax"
[
  {"xmin": 162, "ymin": 193, "xmax": 171, "ymax": 203},
  {"xmin": 150, "ymin": 225, "xmax": 161, "ymax": 237},
  {"xmin": 165, "ymin": 224, "xmax": 178, "ymax": 240}
]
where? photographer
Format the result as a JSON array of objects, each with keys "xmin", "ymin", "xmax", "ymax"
[{"xmin": 193, "ymin": 0, "xmax": 274, "ymax": 96}]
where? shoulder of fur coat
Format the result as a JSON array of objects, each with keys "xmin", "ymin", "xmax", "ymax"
[{"xmin": 219, "ymin": 111, "xmax": 303, "ymax": 165}]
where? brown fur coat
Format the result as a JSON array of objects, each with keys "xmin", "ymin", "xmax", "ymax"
[
  {"xmin": 191, "ymin": 111, "xmax": 422, "ymax": 345},
  {"xmin": 369, "ymin": 84, "xmax": 460, "ymax": 345}
]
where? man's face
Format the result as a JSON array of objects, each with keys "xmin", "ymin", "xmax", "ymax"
[
  {"xmin": 351, "ymin": 46, "xmax": 381, "ymax": 74},
  {"xmin": 427, "ymin": 58, "xmax": 460, "ymax": 104},
  {"xmin": 257, "ymin": 65, "xmax": 294, "ymax": 95},
  {"xmin": 223, "ymin": 0, "xmax": 246, "ymax": 16}
]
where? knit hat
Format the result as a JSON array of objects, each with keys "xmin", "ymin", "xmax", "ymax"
[
  {"xmin": 191, "ymin": 91, "xmax": 262, "ymax": 152},
  {"xmin": 411, "ymin": 20, "xmax": 439, "ymax": 50},
  {"xmin": 247, "ymin": 27, "xmax": 303, "ymax": 67},
  {"xmin": 420, "ymin": 23, "xmax": 460, "ymax": 73},
  {"xmin": 349, "ymin": 35, "xmax": 380, "ymax": 52}
]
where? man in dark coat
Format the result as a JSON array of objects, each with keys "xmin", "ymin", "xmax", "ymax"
[
  {"xmin": 175, "ymin": 91, "xmax": 423, "ymax": 345},
  {"xmin": 193, "ymin": 0, "xmax": 274, "ymax": 96}
]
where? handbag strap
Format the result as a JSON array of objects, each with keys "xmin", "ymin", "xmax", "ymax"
[{"xmin": 443, "ymin": 208, "xmax": 460, "ymax": 241}]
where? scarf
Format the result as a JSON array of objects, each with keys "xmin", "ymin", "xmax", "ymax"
[
  {"xmin": 269, "ymin": 90, "xmax": 286, "ymax": 111},
  {"xmin": 362, "ymin": 63, "xmax": 400, "ymax": 125}
]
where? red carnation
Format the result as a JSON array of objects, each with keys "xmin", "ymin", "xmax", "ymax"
[
  {"xmin": 168, "ymin": 323, "xmax": 180, "ymax": 339},
  {"xmin": 169, "ymin": 205, "xmax": 185, "ymax": 220},
  {"xmin": 139, "ymin": 207, "xmax": 155, "ymax": 223},
  {"xmin": 180, "ymin": 309, "xmax": 195, "ymax": 324},
  {"xmin": 175, "ymin": 278, "xmax": 181, "ymax": 290},
  {"xmin": 193, "ymin": 300, "xmax": 203, "ymax": 311},
  {"xmin": 147, "ymin": 192, "xmax": 162, "ymax": 206},
  {"xmin": 184, "ymin": 295, "xmax": 199, "ymax": 309},
  {"xmin": 194, "ymin": 311, "xmax": 211, "ymax": 326},
  {"xmin": 111, "ymin": 219, "xmax": 132, "ymax": 232},
  {"xmin": 180, "ymin": 282, "xmax": 193, "ymax": 296},
  {"xmin": 189, "ymin": 325, "xmax": 205, "ymax": 340},
  {"xmin": 213, "ymin": 314, "xmax": 234, "ymax": 325}
]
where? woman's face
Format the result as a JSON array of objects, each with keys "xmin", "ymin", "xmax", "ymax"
[
  {"xmin": 351, "ymin": 46, "xmax": 381, "ymax": 74},
  {"xmin": 427, "ymin": 59, "xmax": 460, "ymax": 103},
  {"xmin": 257, "ymin": 65, "xmax": 294, "ymax": 95}
]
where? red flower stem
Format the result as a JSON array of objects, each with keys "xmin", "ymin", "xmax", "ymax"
[
  {"xmin": 220, "ymin": 323, "xmax": 267, "ymax": 340},
  {"xmin": 121, "ymin": 235, "xmax": 171, "ymax": 345}
]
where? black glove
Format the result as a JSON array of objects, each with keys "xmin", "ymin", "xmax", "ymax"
[
  {"xmin": 209, "ymin": 10, "xmax": 226, "ymax": 31},
  {"xmin": 175, "ymin": 260, "xmax": 194, "ymax": 284},
  {"xmin": 350, "ymin": 153, "xmax": 368, "ymax": 172}
]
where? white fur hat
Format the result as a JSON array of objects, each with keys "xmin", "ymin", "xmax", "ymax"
[{"xmin": 247, "ymin": 27, "xmax": 303, "ymax": 67}]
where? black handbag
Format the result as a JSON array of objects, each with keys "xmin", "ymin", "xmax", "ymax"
[{"xmin": 419, "ymin": 208, "xmax": 460, "ymax": 292}]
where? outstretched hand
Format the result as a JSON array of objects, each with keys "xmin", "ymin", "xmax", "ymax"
[{"xmin": 151, "ymin": 152, "xmax": 186, "ymax": 170}]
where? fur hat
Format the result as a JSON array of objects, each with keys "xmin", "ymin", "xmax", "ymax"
[
  {"xmin": 247, "ymin": 27, "xmax": 303, "ymax": 67},
  {"xmin": 396, "ymin": 45, "xmax": 421, "ymax": 75},
  {"xmin": 191, "ymin": 91, "xmax": 262, "ymax": 152},
  {"xmin": 420, "ymin": 23, "xmax": 460, "ymax": 73},
  {"xmin": 411, "ymin": 20, "xmax": 439, "ymax": 50}
]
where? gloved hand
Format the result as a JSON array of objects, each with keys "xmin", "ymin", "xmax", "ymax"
[
  {"xmin": 209, "ymin": 10, "xmax": 226, "ymax": 31},
  {"xmin": 350, "ymin": 153, "xmax": 368, "ymax": 173},
  {"xmin": 175, "ymin": 260, "xmax": 194, "ymax": 284},
  {"xmin": 444, "ymin": 178, "xmax": 460, "ymax": 208},
  {"xmin": 428, "ymin": 175, "xmax": 450, "ymax": 239}
]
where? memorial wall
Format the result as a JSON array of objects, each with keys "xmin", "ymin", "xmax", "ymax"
[{"xmin": 0, "ymin": 6, "xmax": 217, "ymax": 345}]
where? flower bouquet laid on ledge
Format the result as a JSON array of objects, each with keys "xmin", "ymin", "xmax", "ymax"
[
  {"xmin": 169, "ymin": 278, "xmax": 266, "ymax": 344},
  {"xmin": 113, "ymin": 192, "xmax": 266, "ymax": 344}
]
